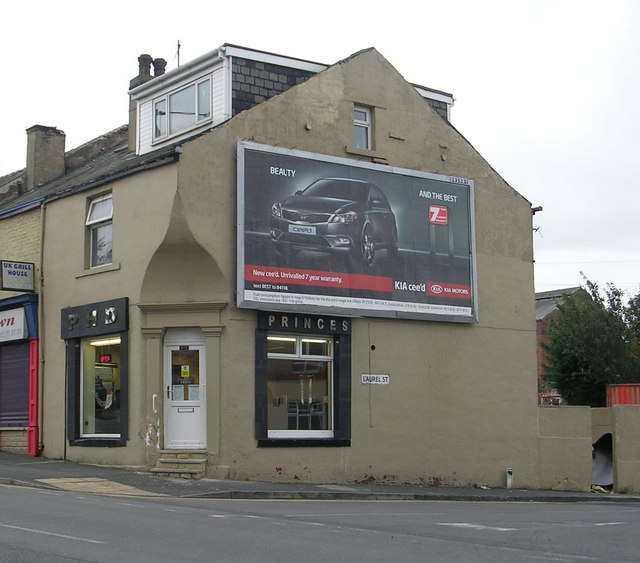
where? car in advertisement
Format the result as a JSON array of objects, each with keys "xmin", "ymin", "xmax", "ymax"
[{"xmin": 270, "ymin": 177, "xmax": 398, "ymax": 266}]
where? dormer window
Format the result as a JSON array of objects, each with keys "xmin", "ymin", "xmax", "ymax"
[{"xmin": 153, "ymin": 77, "xmax": 212, "ymax": 141}]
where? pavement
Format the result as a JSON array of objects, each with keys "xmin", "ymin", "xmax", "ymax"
[{"xmin": 1, "ymin": 451, "xmax": 638, "ymax": 502}]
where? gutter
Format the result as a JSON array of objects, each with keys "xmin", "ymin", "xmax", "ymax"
[
  {"xmin": 0, "ymin": 198, "xmax": 45, "ymax": 220},
  {"xmin": 44, "ymin": 152, "xmax": 179, "ymax": 205}
]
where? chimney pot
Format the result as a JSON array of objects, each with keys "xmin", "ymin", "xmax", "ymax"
[
  {"xmin": 138, "ymin": 54, "xmax": 153, "ymax": 76},
  {"xmin": 153, "ymin": 58, "xmax": 167, "ymax": 76}
]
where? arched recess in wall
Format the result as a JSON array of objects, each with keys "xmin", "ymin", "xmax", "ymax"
[
  {"xmin": 140, "ymin": 191, "xmax": 227, "ymax": 303},
  {"xmin": 592, "ymin": 433, "xmax": 613, "ymax": 490}
]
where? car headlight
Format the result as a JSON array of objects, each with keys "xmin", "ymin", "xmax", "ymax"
[
  {"xmin": 271, "ymin": 203, "xmax": 281, "ymax": 217},
  {"xmin": 330, "ymin": 211, "xmax": 358, "ymax": 224}
]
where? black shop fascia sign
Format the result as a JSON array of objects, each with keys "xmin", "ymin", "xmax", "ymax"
[
  {"xmin": 61, "ymin": 297, "xmax": 128, "ymax": 340},
  {"xmin": 258, "ymin": 311, "xmax": 350, "ymax": 335}
]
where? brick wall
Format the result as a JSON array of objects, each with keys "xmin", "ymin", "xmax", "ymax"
[
  {"xmin": 0, "ymin": 428, "xmax": 28, "ymax": 454},
  {"xmin": 231, "ymin": 58, "xmax": 316, "ymax": 115},
  {"xmin": 0, "ymin": 208, "xmax": 41, "ymax": 300}
]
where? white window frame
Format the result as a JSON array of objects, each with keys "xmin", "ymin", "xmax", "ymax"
[
  {"xmin": 152, "ymin": 76, "xmax": 212, "ymax": 142},
  {"xmin": 267, "ymin": 335, "xmax": 334, "ymax": 439},
  {"xmin": 353, "ymin": 105, "xmax": 372, "ymax": 150},
  {"xmin": 86, "ymin": 194, "xmax": 113, "ymax": 268}
]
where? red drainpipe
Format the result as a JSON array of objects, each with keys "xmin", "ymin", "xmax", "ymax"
[{"xmin": 27, "ymin": 338, "xmax": 39, "ymax": 456}]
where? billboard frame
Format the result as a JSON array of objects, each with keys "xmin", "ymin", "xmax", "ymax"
[{"xmin": 237, "ymin": 141, "xmax": 478, "ymax": 323}]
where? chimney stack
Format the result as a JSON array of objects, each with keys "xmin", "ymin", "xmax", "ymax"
[
  {"xmin": 128, "ymin": 53, "xmax": 157, "ymax": 152},
  {"xmin": 26, "ymin": 125, "xmax": 65, "ymax": 190}
]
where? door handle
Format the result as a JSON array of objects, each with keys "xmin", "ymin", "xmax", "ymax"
[
  {"xmin": 152, "ymin": 393, "xmax": 158, "ymax": 414},
  {"xmin": 167, "ymin": 386, "xmax": 173, "ymax": 399}
]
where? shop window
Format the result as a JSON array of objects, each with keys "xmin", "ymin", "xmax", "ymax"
[
  {"xmin": 267, "ymin": 336, "xmax": 333, "ymax": 438},
  {"xmin": 86, "ymin": 194, "xmax": 113, "ymax": 268},
  {"xmin": 153, "ymin": 77, "xmax": 212, "ymax": 141},
  {"xmin": 81, "ymin": 336, "xmax": 122, "ymax": 437},
  {"xmin": 353, "ymin": 105, "xmax": 372, "ymax": 150},
  {"xmin": 255, "ymin": 314, "xmax": 351, "ymax": 447},
  {"xmin": 66, "ymin": 332, "xmax": 128, "ymax": 446}
]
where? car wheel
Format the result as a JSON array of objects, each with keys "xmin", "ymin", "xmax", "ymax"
[
  {"xmin": 359, "ymin": 224, "xmax": 375, "ymax": 265},
  {"xmin": 388, "ymin": 226, "xmax": 398, "ymax": 259}
]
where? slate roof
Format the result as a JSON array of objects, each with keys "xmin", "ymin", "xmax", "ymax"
[
  {"xmin": 0, "ymin": 129, "xmax": 179, "ymax": 218},
  {"xmin": 535, "ymin": 287, "xmax": 582, "ymax": 321}
]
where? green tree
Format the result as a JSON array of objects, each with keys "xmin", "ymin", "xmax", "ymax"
[{"xmin": 543, "ymin": 278, "xmax": 640, "ymax": 406}]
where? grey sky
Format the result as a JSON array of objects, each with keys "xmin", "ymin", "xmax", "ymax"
[{"xmin": 2, "ymin": 0, "xmax": 638, "ymax": 295}]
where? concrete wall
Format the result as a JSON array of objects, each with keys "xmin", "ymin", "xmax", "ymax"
[
  {"xmin": 592, "ymin": 406, "xmax": 640, "ymax": 493},
  {"xmin": 611, "ymin": 405, "xmax": 640, "ymax": 493},
  {"xmin": 538, "ymin": 406, "xmax": 592, "ymax": 491},
  {"xmin": 591, "ymin": 407, "xmax": 613, "ymax": 443}
]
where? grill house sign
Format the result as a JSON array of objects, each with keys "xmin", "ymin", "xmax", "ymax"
[{"xmin": 1, "ymin": 261, "xmax": 35, "ymax": 292}]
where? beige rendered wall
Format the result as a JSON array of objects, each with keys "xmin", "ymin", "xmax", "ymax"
[
  {"xmin": 592, "ymin": 407, "xmax": 613, "ymax": 442},
  {"xmin": 611, "ymin": 405, "xmax": 640, "ymax": 493},
  {"xmin": 176, "ymin": 49, "xmax": 542, "ymax": 487},
  {"xmin": 40, "ymin": 165, "xmax": 178, "ymax": 465},
  {"xmin": 592, "ymin": 406, "xmax": 640, "ymax": 493},
  {"xmin": 538, "ymin": 406, "xmax": 592, "ymax": 491}
]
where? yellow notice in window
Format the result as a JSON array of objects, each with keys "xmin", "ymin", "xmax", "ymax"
[{"xmin": 181, "ymin": 365, "xmax": 190, "ymax": 377}]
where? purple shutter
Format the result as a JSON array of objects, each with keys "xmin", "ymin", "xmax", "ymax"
[{"xmin": 0, "ymin": 342, "xmax": 30, "ymax": 426}]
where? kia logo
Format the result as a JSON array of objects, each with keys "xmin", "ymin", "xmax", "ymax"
[{"xmin": 430, "ymin": 284, "xmax": 443, "ymax": 294}]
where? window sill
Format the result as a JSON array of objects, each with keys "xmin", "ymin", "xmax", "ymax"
[
  {"xmin": 344, "ymin": 146, "xmax": 387, "ymax": 162},
  {"xmin": 151, "ymin": 118, "xmax": 213, "ymax": 147},
  {"xmin": 257, "ymin": 438, "xmax": 350, "ymax": 448},
  {"xmin": 76, "ymin": 263, "xmax": 121, "ymax": 279},
  {"xmin": 68, "ymin": 437, "xmax": 126, "ymax": 447}
]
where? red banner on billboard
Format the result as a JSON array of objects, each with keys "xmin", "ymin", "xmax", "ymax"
[
  {"xmin": 246, "ymin": 265, "xmax": 392, "ymax": 293},
  {"xmin": 427, "ymin": 282, "xmax": 471, "ymax": 299}
]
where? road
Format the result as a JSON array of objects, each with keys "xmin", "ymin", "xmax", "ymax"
[{"xmin": 0, "ymin": 484, "xmax": 638, "ymax": 562}]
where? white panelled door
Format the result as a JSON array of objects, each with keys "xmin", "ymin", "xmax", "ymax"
[{"xmin": 163, "ymin": 329, "xmax": 206, "ymax": 449}]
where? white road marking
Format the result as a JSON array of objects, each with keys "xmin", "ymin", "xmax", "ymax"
[
  {"xmin": 438, "ymin": 522, "xmax": 517, "ymax": 532},
  {"xmin": 1, "ymin": 524, "xmax": 104, "ymax": 544}
]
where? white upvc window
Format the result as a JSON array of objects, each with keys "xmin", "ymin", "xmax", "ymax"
[
  {"xmin": 353, "ymin": 105, "xmax": 372, "ymax": 150},
  {"xmin": 153, "ymin": 77, "xmax": 212, "ymax": 141},
  {"xmin": 266, "ymin": 335, "xmax": 334, "ymax": 439},
  {"xmin": 86, "ymin": 194, "xmax": 113, "ymax": 268}
]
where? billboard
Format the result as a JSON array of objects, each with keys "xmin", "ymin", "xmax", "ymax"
[{"xmin": 237, "ymin": 141, "xmax": 477, "ymax": 322}]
